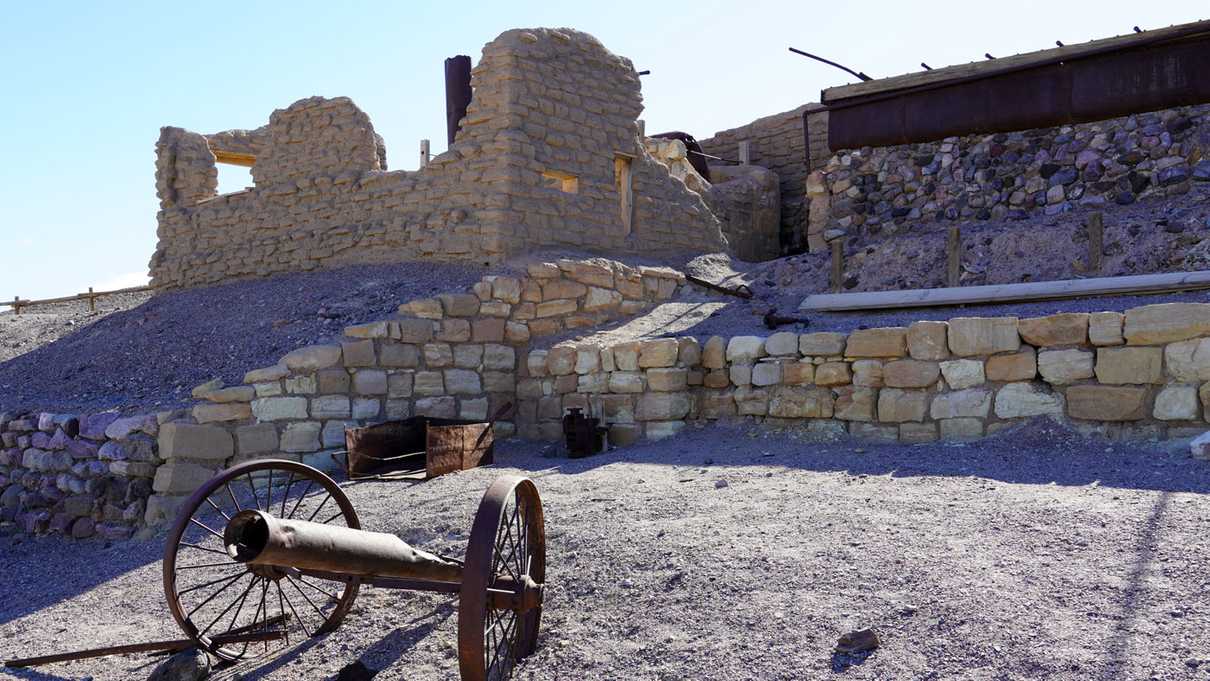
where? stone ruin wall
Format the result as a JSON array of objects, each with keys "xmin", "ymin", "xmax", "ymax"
[
  {"xmin": 150, "ymin": 28, "xmax": 731, "ymax": 290},
  {"xmin": 805, "ymin": 103, "xmax": 1210, "ymax": 252},
  {"xmin": 699, "ymin": 104, "xmax": 831, "ymax": 256}
]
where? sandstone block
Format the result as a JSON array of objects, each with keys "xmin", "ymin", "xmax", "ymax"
[
  {"xmin": 930, "ymin": 389, "xmax": 991, "ymax": 419},
  {"xmin": 1123, "ymin": 303, "xmax": 1210, "ymax": 345},
  {"xmin": 311, "ymin": 395, "xmax": 352, "ymax": 419},
  {"xmin": 344, "ymin": 321, "xmax": 389, "ymax": 339},
  {"xmin": 444, "ymin": 369, "xmax": 482, "ymax": 395},
  {"xmin": 692, "ymin": 337, "xmax": 725, "ymax": 371},
  {"xmin": 1037, "ymin": 349, "xmax": 1094, "ymax": 385},
  {"xmin": 994, "ymin": 382, "xmax": 1065, "ymax": 418},
  {"xmin": 159, "ymin": 423, "xmax": 233, "ymax": 461},
  {"xmin": 636, "ymin": 392, "xmax": 691, "ymax": 421},
  {"xmin": 191, "ymin": 378, "xmax": 223, "ymax": 399},
  {"xmin": 1089, "ymin": 312, "xmax": 1124, "ymax": 346},
  {"xmin": 252, "ymin": 397, "xmax": 308, "ymax": 421},
  {"xmin": 204, "ymin": 386, "xmax": 254, "ymax": 403},
  {"xmin": 648, "ymin": 368, "xmax": 689, "ymax": 392},
  {"xmin": 877, "ymin": 389, "xmax": 927, "ymax": 423},
  {"xmin": 845, "ymin": 328, "xmax": 907, "ymax": 358},
  {"xmin": 414, "ymin": 371, "xmax": 445, "ymax": 397},
  {"xmin": 768, "ymin": 386, "xmax": 832, "ymax": 418},
  {"xmin": 612, "ymin": 342, "xmax": 640, "ymax": 371},
  {"xmin": 192, "ymin": 402, "xmax": 252, "ymax": 424},
  {"xmin": 387, "ymin": 372, "xmax": 414, "ymax": 398},
  {"xmin": 939, "ymin": 359, "xmax": 985, "ymax": 389},
  {"xmin": 851, "ymin": 360, "xmax": 884, "ymax": 387},
  {"xmin": 352, "ymin": 370, "xmax": 388, "ymax": 395},
  {"xmin": 236, "ymin": 424, "xmax": 278, "ymax": 455},
  {"xmin": 535, "ymin": 299, "xmax": 577, "ymax": 318},
  {"xmin": 704, "ymin": 369, "xmax": 730, "ymax": 388},
  {"xmin": 986, "ymin": 348, "xmax": 1037, "ymax": 382},
  {"xmin": 639, "ymin": 339, "xmax": 679, "ymax": 368},
  {"xmin": 321, "ymin": 420, "xmax": 354, "ymax": 449},
  {"xmin": 483, "ymin": 371, "xmax": 514, "ymax": 393},
  {"xmin": 799, "ymin": 332, "xmax": 847, "ymax": 356},
  {"xmin": 849, "ymin": 423, "xmax": 899, "ymax": 443},
  {"xmin": 899, "ymin": 423, "xmax": 938, "ymax": 443},
  {"xmin": 765, "ymin": 332, "xmax": 799, "ymax": 356},
  {"xmin": 399, "ymin": 297, "xmax": 443, "ymax": 319},
  {"xmin": 783, "ymin": 361, "xmax": 815, "ymax": 385},
  {"xmin": 601, "ymin": 394, "xmax": 637, "ymax": 423},
  {"xmin": 439, "ymin": 293, "xmax": 481, "ymax": 317},
  {"xmin": 734, "ymin": 387, "xmax": 769, "ymax": 416},
  {"xmin": 284, "ymin": 374, "xmax": 317, "ymax": 395},
  {"xmin": 437, "ymin": 319, "xmax": 472, "ymax": 342},
  {"xmin": 883, "ymin": 360, "xmax": 940, "ymax": 388},
  {"xmin": 948, "ymin": 317, "xmax": 1020, "ymax": 356},
  {"xmin": 1095, "ymin": 347, "xmax": 1163, "ymax": 384},
  {"xmin": 833, "ymin": 387, "xmax": 875, "ymax": 421},
  {"xmin": 395, "ymin": 319, "xmax": 435, "ymax": 344},
  {"xmin": 1066, "ymin": 385, "xmax": 1147, "ymax": 421},
  {"xmin": 144, "ymin": 494, "xmax": 187, "ymax": 526},
  {"xmin": 907, "ymin": 321, "xmax": 949, "ymax": 360},
  {"xmin": 609, "ymin": 424, "xmax": 642, "ymax": 447},
  {"xmin": 726, "ymin": 336, "xmax": 766, "ymax": 363},
  {"xmin": 460, "ymin": 397, "xmax": 489, "ymax": 421},
  {"xmin": 282, "ymin": 345, "xmax": 342, "ymax": 373},
  {"xmin": 341, "ymin": 339, "xmax": 376, "ymax": 367},
  {"xmin": 546, "ymin": 346, "xmax": 576, "ymax": 375},
  {"xmin": 491, "ymin": 276, "xmax": 522, "ymax": 304},
  {"xmin": 1164, "ymin": 338, "xmax": 1210, "ymax": 382},
  {"xmin": 1018, "ymin": 313, "xmax": 1089, "ymax": 347},
  {"xmin": 1154, "ymin": 385, "xmax": 1199, "ymax": 421},
  {"xmin": 414, "ymin": 396, "xmax": 457, "ymax": 419},
  {"xmin": 153, "ymin": 462, "xmax": 216, "ymax": 494},
  {"xmin": 454, "ymin": 344, "xmax": 484, "ymax": 369},
  {"xmin": 939, "ymin": 418, "xmax": 984, "ymax": 441},
  {"xmin": 575, "ymin": 346, "xmax": 600, "ymax": 374},
  {"xmin": 483, "ymin": 344, "xmax": 516, "ymax": 371},
  {"xmin": 379, "ymin": 343, "xmax": 420, "ymax": 368},
  {"xmin": 280, "ymin": 422, "xmax": 322, "ymax": 453},
  {"xmin": 815, "ymin": 362, "xmax": 851, "ymax": 387},
  {"xmin": 751, "ymin": 362, "xmax": 782, "ymax": 387},
  {"xmin": 583, "ymin": 287, "xmax": 623, "ymax": 311}
]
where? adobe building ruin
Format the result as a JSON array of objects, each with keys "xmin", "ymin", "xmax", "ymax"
[{"xmin": 149, "ymin": 28, "xmax": 790, "ymax": 289}]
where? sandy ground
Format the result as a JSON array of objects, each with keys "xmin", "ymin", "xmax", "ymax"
[{"xmin": 2, "ymin": 421, "xmax": 1209, "ymax": 680}]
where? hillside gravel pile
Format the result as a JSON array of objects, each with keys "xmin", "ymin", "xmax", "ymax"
[
  {"xmin": 0, "ymin": 262, "xmax": 487, "ymax": 415},
  {"xmin": 2, "ymin": 421, "xmax": 1207, "ymax": 680}
]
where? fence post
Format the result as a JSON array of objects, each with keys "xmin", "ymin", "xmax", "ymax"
[
  {"xmin": 88, "ymin": 286, "xmax": 96, "ymax": 311},
  {"xmin": 12, "ymin": 296, "xmax": 19, "ymax": 316},
  {"xmin": 419, "ymin": 139, "xmax": 430, "ymax": 169},
  {"xmin": 946, "ymin": 226, "xmax": 962, "ymax": 287},
  {"xmin": 1088, "ymin": 211, "xmax": 1104, "ymax": 274},
  {"xmin": 830, "ymin": 240, "xmax": 844, "ymax": 293}
]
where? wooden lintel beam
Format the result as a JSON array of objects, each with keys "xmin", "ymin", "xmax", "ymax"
[{"xmin": 213, "ymin": 150, "xmax": 256, "ymax": 167}]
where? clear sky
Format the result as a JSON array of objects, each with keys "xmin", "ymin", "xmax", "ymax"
[{"xmin": 0, "ymin": 1, "xmax": 1203, "ymax": 299}]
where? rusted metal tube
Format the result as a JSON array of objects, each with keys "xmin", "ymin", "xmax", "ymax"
[{"xmin": 224, "ymin": 510, "xmax": 462, "ymax": 582}]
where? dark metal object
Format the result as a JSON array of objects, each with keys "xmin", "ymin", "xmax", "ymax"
[
  {"xmin": 162, "ymin": 460, "xmax": 545, "ymax": 680},
  {"xmin": 685, "ymin": 274, "xmax": 754, "ymax": 299},
  {"xmin": 637, "ymin": 69, "xmax": 651, "ymax": 75},
  {"xmin": 823, "ymin": 20, "xmax": 1210, "ymax": 149},
  {"xmin": 445, "ymin": 55, "xmax": 473, "ymax": 146},
  {"xmin": 788, "ymin": 47, "xmax": 871, "ymax": 81},
  {"xmin": 342, "ymin": 412, "xmax": 500, "ymax": 481},
  {"xmin": 920, "ymin": 62, "xmax": 932, "ymax": 70},
  {"xmin": 984, "ymin": 53, "xmax": 996, "ymax": 60},
  {"xmin": 4, "ymin": 629, "xmax": 284, "ymax": 668},
  {"xmin": 651, "ymin": 131, "xmax": 711, "ymax": 181},
  {"xmin": 763, "ymin": 309, "xmax": 811, "ymax": 330},
  {"xmin": 562, "ymin": 407, "xmax": 606, "ymax": 457}
]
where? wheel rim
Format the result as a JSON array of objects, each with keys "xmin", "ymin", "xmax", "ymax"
[
  {"xmin": 458, "ymin": 476, "xmax": 546, "ymax": 681},
  {"xmin": 162, "ymin": 459, "xmax": 362, "ymax": 662}
]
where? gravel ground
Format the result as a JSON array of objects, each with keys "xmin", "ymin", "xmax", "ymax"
[
  {"xmin": 3, "ymin": 421, "xmax": 1209, "ymax": 680},
  {"xmin": 0, "ymin": 292, "xmax": 153, "ymax": 364},
  {"xmin": 0, "ymin": 262, "xmax": 489, "ymax": 415}
]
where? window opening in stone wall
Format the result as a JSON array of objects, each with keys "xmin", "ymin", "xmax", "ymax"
[
  {"xmin": 215, "ymin": 151, "xmax": 255, "ymax": 195},
  {"xmin": 541, "ymin": 169, "xmax": 578, "ymax": 194}
]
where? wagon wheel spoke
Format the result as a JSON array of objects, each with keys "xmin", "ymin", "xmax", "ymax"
[
  {"xmin": 287, "ymin": 481, "xmax": 314, "ymax": 519},
  {"xmin": 200, "ymin": 575, "xmax": 259, "ymax": 637},
  {"xmin": 279, "ymin": 473, "xmax": 294, "ymax": 517},
  {"xmin": 296, "ymin": 576, "xmax": 342, "ymax": 602},
  {"xmin": 277, "ymin": 580, "xmax": 312, "ymax": 638}
]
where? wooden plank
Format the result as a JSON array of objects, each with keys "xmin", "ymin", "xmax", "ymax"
[
  {"xmin": 823, "ymin": 19, "xmax": 1210, "ymax": 102},
  {"xmin": 1087, "ymin": 212, "xmax": 1104, "ymax": 274},
  {"xmin": 1, "ymin": 285, "xmax": 153, "ymax": 309},
  {"xmin": 830, "ymin": 241, "xmax": 843, "ymax": 293},
  {"xmin": 946, "ymin": 226, "xmax": 961, "ymax": 287},
  {"xmin": 800, "ymin": 271, "xmax": 1210, "ymax": 312},
  {"xmin": 213, "ymin": 150, "xmax": 256, "ymax": 167}
]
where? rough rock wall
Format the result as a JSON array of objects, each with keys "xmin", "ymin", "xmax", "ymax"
[
  {"xmin": 517, "ymin": 305, "xmax": 1210, "ymax": 446},
  {"xmin": 806, "ymin": 103, "xmax": 1210, "ymax": 252},
  {"xmin": 0, "ymin": 411, "xmax": 165, "ymax": 539},
  {"xmin": 699, "ymin": 104, "xmax": 829, "ymax": 255},
  {"xmin": 149, "ymin": 28, "xmax": 728, "ymax": 290},
  {"xmin": 703, "ymin": 165, "xmax": 781, "ymax": 262}
]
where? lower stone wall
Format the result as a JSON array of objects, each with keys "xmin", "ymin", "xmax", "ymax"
[
  {"xmin": 806, "ymin": 103, "xmax": 1210, "ymax": 252},
  {"xmin": 516, "ymin": 304, "xmax": 1210, "ymax": 446},
  {"xmin": 0, "ymin": 411, "xmax": 166, "ymax": 538}
]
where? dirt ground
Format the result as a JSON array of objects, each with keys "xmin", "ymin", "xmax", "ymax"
[
  {"xmin": 2, "ymin": 421, "xmax": 1208, "ymax": 680},
  {"xmin": 0, "ymin": 292, "xmax": 152, "ymax": 365}
]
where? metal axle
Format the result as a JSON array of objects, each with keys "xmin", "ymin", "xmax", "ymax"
[{"xmin": 224, "ymin": 510, "xmax": 463, "ymax": 583}]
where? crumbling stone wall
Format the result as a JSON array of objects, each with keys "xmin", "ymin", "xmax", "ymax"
[
  {"xmin": 699, "ymin": 104, "xmax": 829, "ymax": 254},
  {"xmin": 806, "ymin": 103, "xmax": 1210, "ymax": 252},
  {"xmin": 517, "ymin": 304, "xmax": 1210, "ymax": 446},
  {"xmin": 0, "ymin": 411, "xmax": 164, "ymax": 539},
  {"xmin": 150, "ymin": 28, "xmax": 729, "ymax": 290}
]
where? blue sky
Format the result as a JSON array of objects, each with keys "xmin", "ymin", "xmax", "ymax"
[{"xmin": 0, "ymin": 1, "xmax": 1203, "ymax": 299}]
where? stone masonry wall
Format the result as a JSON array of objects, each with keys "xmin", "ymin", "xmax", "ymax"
[
  {"xmin": 139, "ymin": 257, "xmax": 685, "ymax": 524},
  {"xmin": 150, "ymin": 28, "xmax": 728, "ymax": 290},
  {"xmin": 0, "ymin": 411, "xmax": 167, "ymax": 539},
  {"xmin": 516, "ymin": 304, "xmax": 1210, "ymax": 448},
  {"xmin": 805, "ymin": 103, "xmax": 1210, "ymax": 252},
  {"xmin": 700, "ymin": 104, "xmax": 829, "ymax": 255}
]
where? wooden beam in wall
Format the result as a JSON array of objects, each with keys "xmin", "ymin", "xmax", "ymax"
[
  {"xmin": 213, "ymin": 150, "xmax": 256, "ymax": 167},
  {"xmin": 800, "ymin": 271, "xmax": 1210, "ymax": 312}
]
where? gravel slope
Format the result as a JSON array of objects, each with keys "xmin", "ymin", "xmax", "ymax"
[
  {"xmin": 0, "ymin": 262, "xmax": 488, "ymax": 415},
  {"xmin": 2, "ymin": 421, "xmax": 1208, "ymax": 680},
  {"xmin": 0, "ymin": 291, "xmax": 152, "ymax": 364}
]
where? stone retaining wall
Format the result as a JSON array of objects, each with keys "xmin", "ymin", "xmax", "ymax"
[
  {"xmin": 150, "ymin": 28, "xmax": 729, "ymax": 290},
  {"xmin": 139, "ymin": 258, "xmax": 686, "ymax": 524},
  {"xmin": 0, "ymin": 411, "xmax": 168, "ymax": 539},
  {"xmin": 515, "ymin": 303, "xmax": 1210, "ymax": 446},
  {"xmin": 805, "ymin": 103, "xmax": 1210, "ymax": 252}
]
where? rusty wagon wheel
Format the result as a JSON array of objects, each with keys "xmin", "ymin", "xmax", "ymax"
[
  {"xmin": 163, "ymin": 459, "xmax": 362, "ymax": 662},
  {"xmin": 458, "ymin": 476, "xmax": 546, "ymax": 681}
]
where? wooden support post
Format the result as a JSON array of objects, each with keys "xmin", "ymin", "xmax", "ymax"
[
  {"xmin": 1088, "ymin": 211, "xmax": 1104, "ymax": 274},
  {"xmin": 830, "ymin": 240, "xmax": 844, "ymax": 292},
  {"xmin": 87, "ymin": 286, "xmax": 95, "ymax": 312},
  {"xmin": 12, "ymin": 296, "xmax": 19, "ymax": 316},
  {"xmin": 419, "ymin": 139, "xmax": 430, "ymax": 169},
  {"xmin": 946, "ymin": 225, "xmax": 961, "ymax": 287},
  {"xmin": 738, "ymin": 141, "xmax": 751, "ymax": 166}
]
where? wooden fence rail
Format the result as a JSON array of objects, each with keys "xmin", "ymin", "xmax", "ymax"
[{"xmin": 1, "ymin": 285, "xmax": 154, "ymax": 315}]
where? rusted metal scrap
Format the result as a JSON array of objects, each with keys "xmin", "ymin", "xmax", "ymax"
[{"xmin": 341, "ymin": 404, "xmax": 510, "ymax": 480}]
